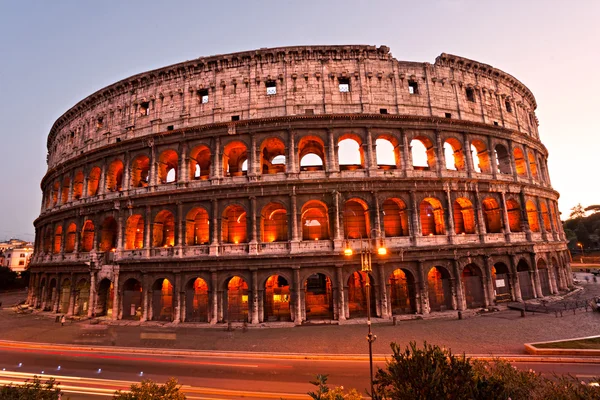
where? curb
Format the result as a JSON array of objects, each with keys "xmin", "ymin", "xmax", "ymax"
[{"xmin": 525, "ymin": 334, "xmax": 600, "ymax": 357}]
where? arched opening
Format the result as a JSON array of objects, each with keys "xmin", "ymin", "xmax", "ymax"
[
  {"xmin": 106, "ymin": 159, "xmax": 124, "ymax": 192},
  {"xmin": 153, "ymin": 210, "xmax": 175, "ymax": 247},
  {"xmin": 81, "ymin": 220, "xmax": 95, "ymax": 252},
  {"xmin": 550, "ymin": 203, "xmax": 559, "ymax": 231},
  {"xmin": 185, "ymin": 278, "xmax": 209, "ymax": 322},
  {"xmin": 537, "ymin": 259, "xmax": 551, "ymax": 296},
  {"xmin": 65, "ymin": 223, "xmax": 77, "ymax": 253},
  {"xmin": 514, "ymin": 148, "xmax": 527, "ymax": 177},
  {"xmin": 470, "ymin": 140, "xmax": 491, "ymax": 173},
  {"xmin": 304, "ymin": 273, "xmax": 333, "ymax": 320},
  {"xmin": 298, "ymin": 136, "xmax": 325, "ymax": 172},
  {"xmin": 538, "ymin": 157, "xmax": 549, "ymax": 184},
  {"xmin": 125, "ymin": 214, "xmax": 144, "ymax": 250},
  {"xmin": 382, "ymin": 198, "xmax": 409, "ymax": 237},
  {"xmin": 420, "ymin": 197, "xmax": 445, "ymax": 236},
  {"xmin": 222, "ymin": 205, "xmax": 247, "ymax": 244},
  {"xmin": 87, "ymin": 167, "xmax": 101, "ymax": 196},
  {"xmin": 376, "ymin": 137, "xmax": 398, "ymax": 169},
  {"xmin": 388, "ymin": 269, "xmax": 417, "ymax": 315},
  {"xmin": 494, "ymin": 144, "xmax": 511, "ymax": 174},
  {"xmin": 225, "ymin": 276, "xmax": 249, "ymax": 322},
  {"xmin": 61, "ymin": 177, "xmax": 70, "ymax": 204},
  {"xmin": 158, "ymin": 150, "xmax": 178, "ymax": 184},
  {"xmin": 95, "ymin": 278, "xmax": 113, "ymax": 317},
  {"xmin": 443, "ymin": 138, "xmax": 465, "ymax": 171},
  {"xmin": 59, "ymin": 279, "xmax": 71, "ymax": 314},
  {"xmin": 410, "ymin": 137, "xmax": 435, "ymax": 170},
  {"xmin": 46, "ymin": 278, "xmax": 56, "ymax": 311},
  {"xmin": 122, "ymin": 278, "xmax": 143, "ymax": 320},
  {"xmin": 53, "ymin": 225, "xmax": 62, "ymax": 254},
  {"xmin": 189, "ymin": 145, "xmax": 211, "ymax": 180},
  {"xmin": 517, "ymin": 259, "xmax": 534, "ymax": 300},
  {"xmin": 506, "ymin": 199, "xmax": 522, "ymax": 232},
  {"xmin": 43, "ymin": 227, "xmax": 52, "ymax": 254},
  {"xmin": 492, "ymin": 263, "xmax": 511, "ymax": 302},
  {"xmin": 482, "ymin": 198, "xmax": 503, "ymax": 233},
  {"xmin": 343, "ymin": 199, "xmax": 369, "ymax": 239},
  {"xmin": 264, "ymin": 275, "xmax": 291, "ymax": 322},
  {"xmin": 427, "ymin": 266, "xmax": 453, "ymax": 311},
  {"xmin": 99, "ymin": 217, "xmax": 118, "ymax": 252},
  {"xmin": 185, "ymin": 208, "xmax": 210, "ymax": 246},
  {"xmin": 338, "ymin": 136, "xmax": 364, "ymax": 170},
  {"xmin": 453, "ymin": 198, "xmax": 476, "ymax": 234},
  {"xmin": 130, "ymin": 155, "xmax": 150, "ymax": 188},
  {"xmin": 462, "ymin": 264, "xmax": 484, "ymax": 309},
  {"xmin": 51, "ymin": 181, "xmax": 59, "ymax": 206},
  {"xmin": 540, "ymin": 201, "xmax": 551, "ymax": 232},
  {"xmin": 261, "ymin": 203, "xmax": 288, "ymax": 242},
  {"xmin": 526, "ymin": 201, "xmax": 540, "ymax": 232},
  {"xmin": 152, "ymin": 278, "xmax": 174, "ymax": 321},
  {"xmin": 74, "ymin": 279, "xmax": 90, "ymax": 316},
  {"xmin": 347, "ymin": 271, "xmax": 376, "ymax": 318},
  {"xmin": 528, "ymin": 151, "xmax": 538, "ymax": 179},
  {"xmin": 72, "ymin": 171, "xmax": 84, "ymax": 200},
  {"xmin": 301, "ymin": 201, "xmax": 329, "ymax": 240},
  {"xmin": 223, "ymin": 141, "xmax": 248, "ymax": 177},
  {"xmin": 260, "ymin": 138, "xmax": 287, "ymax": 174}
]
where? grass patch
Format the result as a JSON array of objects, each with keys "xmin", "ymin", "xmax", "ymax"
[{"xmin": 534, "ymin": 337, "xmax": 600, "ymax": 349}]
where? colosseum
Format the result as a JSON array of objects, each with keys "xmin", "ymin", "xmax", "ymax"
[{"xmin": 27, "ymin": 45, "xmax": 572, "ymax": 325}]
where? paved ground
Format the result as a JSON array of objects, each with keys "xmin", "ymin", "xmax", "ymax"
[{"xmin": 2, "ymin": 272, "xmax": 600, "ymax": 356}]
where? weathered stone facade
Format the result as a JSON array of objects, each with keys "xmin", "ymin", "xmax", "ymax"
[{"xmin": 28, "ymin": 45, "xmax": 571, "ymax": 324}]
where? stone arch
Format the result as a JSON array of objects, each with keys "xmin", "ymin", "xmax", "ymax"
[
  {"xmin": 513, "ymin": 147, "xmax": 527, "ymax": 177},
  {"xmin": 526, "ymin": 200, "xmax": 540, "ymax": 232},
  {"xmin": 72, "ymin": 170, "xmax": 84, "ymax": 200},
  {"xmin": 343, "ymin": 198, "xmax": 370, "ymax": 239},
  {"xmin": 301, "ymin": 200, "xmax": 330, "ymax": 240},
  {"xmin": 382, "ymin": 198, "xmax": 409, "ymax": 237},
  {"xmin": 506, "ymin": 198, "xmax": 522, "ymax": 232},
  {"xmin": 130, "ymin": 154, "xmax": 150, "ymax": 187},
  {"xmin": 494, "ymin": 144, "xmax": 511, "ymax": 174},
  {"xmin": 470, "ymin": 139, "xmax": 491, "ymax": 173},
  {"xmin": 81, "ymin": 220, "xmax": 95, "ymax": 252},
  {"xmin": 106, "ymin": 159, "xmax": 124, "ymax": 192},
  {"xmin": 51, "ymin": 181, "xmax": 59, "ymax": 206},
  {"xmin": 185, "ymin": 277, "xmax": 210, "ymax": 322},
  {"xmin": 261, "ymin": 202, "xmax": 288, "ymax": 242},
  {"xmin": 482, "ymin": 197, "xmax": 503, "ymax": 233},
  {"xmin": 491, "ymin": 262, "xmax": 511, "ymax": 302},
  {"xmin": 59, "ymin": 278, "xmax": 71, "ymax": 314},
  {"xmin": 65, "ymin": 222, "xmax": 77, "ymax": 253},
  {"xmin": 427, "ymin": 266, "xmax": 453, "ymax": 311},
  {"xmin": 453, "ymin": 198, "xmax": 476, "ymax": 234},
  {"xmin": 125, "ymin": 214, "xmax": 144, "ymax": 250},
  {"xmin": 87, "ymin": 166, "xmax": 101, "ymax": 196},
  {"xmin": 224, "ymin": 276, "xmax": 249, "ymax": 322},
  {"xmin": 298, "ymin": 135, "xmax": 325, "ymax": 171},
  {"xmin": 61, "ymin": 176, "xmax": 70, "ymax": 204},
  {"xmin": 264, "ymin": 275, "xmax": 291, "ymax": 322},
  {"xmin": 304, "ymin": 272, "xmax": 333, "ymax": 320},
  {"xmin": 260, "ymin": 137, "xmax": 287, "ymax": 174},
  {"xmin": 43, "ymin": 226, "xmax": 52, "ymax": 253},
  {"xmin": 95, "ymin": 278, "xmax": 113, "ymax": 317},
  {"xmin": 528, "ymin": 150, "xmax": 538, "ymax": 179},
  {"xmin": 158, "ymin": 149, "xmax": 178, "ymax": 183},
  {"xmin": 537, "ymin": 258, "xmax": 552, "ymax": 296},
  {"xmin": 53, "ymin": 224, "xmax": 63, "ymax": 254},
  {"xmin": 420, "ymin": 197, "xmax": 446, "ymax": 235},
  {"xmin": 151, "ymin": 278, "xmax": 174, "ymax": 321},
  {"xmin": 122, "ymin": 278, "xmax": 143, "ymax": 320},
  {"xmin": 338, "ymin": 134, "xmax": 364, "ymax": 170},
  {"xmin": 443, "ymin": 137, "xmax": 465, "ymax": 171},
  {"xmin": 347, "ymin": 271, "xmax": 376, "ymax": 318},
  {"xmin": 410, "ymin": 136, "xmax": 435, "ymax": 170},
  {"xmin": 74, "ymin": 278, "xmax": 90, "ymax": 316},
  {"xmin": 375, "ymin": 135, "xmax": 399, "ymax": 169},
  {"xmin": 223, "ymin": 141, "xmax": 248, "ymax": 177},
  {"xmin": 189, "ymin": 144, "xmax": 211, "ymax": 180},
  {"xmin": 516, "ymin": 258, "xmax": 534, "ymax": 300},
  {"xmin": 153, "ymin": 210, "xmax": 175, "ymax": 247},
  {"xmin": 388, "ymin": 268, "xmax": 417, "ymax": 315},
  {"xmin": 99, "ymin": 216, "xmax": 118, "ymax": 252},
  {"xmin": 185, "ymin": 207, "xmax": 210, "ymax": 245},
  {"xmin": 461, "ymin": 264, "xmax": 485, "ymax": 308},
  {"xmin": 222, "ymin": 204, "xmax": 247, "ymax": 244}
]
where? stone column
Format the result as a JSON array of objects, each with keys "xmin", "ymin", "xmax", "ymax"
[
  {"xmin": 474, "ymin": 186, "xmax": 487, "ymax": 241},
  {"xmin": 333, "ymin": 190, "xmax": 342, "ymax": 249},
  {"xmin": 144, "ymin": 205, "xmax": 152, "ymax": 257},
  {"xmin": 67, "ymin": 172, "xmax": 74, "ymax": 203},
  {"xmin": 410, "ymin": 190, "xmax": 420, "ymax": 243},
  {"xmin": 98, "ymin": 159, "xmax": 107, "ymax": 195},
  {"xmin": 373, "ymin": 192, "xmax": 382, "ymax": 237},
  {"xmin": 336, "ymin": 265, "xmax": 346, "ymax": 321},
  {"xmin": 251, "ymin": 270, "xmax": 259, "ymax": 324},
  {"xmin": 483, "ymin": 256, "xmax": 496, "ymax": 305},
  {"xmin": 249, "ymin": 196, "xmax": 258, "ymax": 254},
  {"xmin": 531, "ymin": 253, "xmax": 543, "ymax": 298},
  {"xmin": 417, "ymin": 261, "xmax": 428, "ymax": 314},
  {"xmin": 116, "ymin": 212, "xmax": 124, "ymax": 252},
  {"xmin": 500, "ymin": 192, "xmax": 512, "ymax": 242},
  {"xmin": 378, "ymin": 263, "xmax": 389, "ymax": 318},
  {"xmin": 519, "ymin": 191, "xmax": 532, "ymax": 241},
  {"xmin": 179, "ymin": 144, "xmax": 188, "ymax": 184},
  {"xmin": 488, "ymin": 136, "xmax": 498, "ymax": 179},
  {"xmin": 141, "ymin": 275, "xmax": 149, "ymax": 322},
  {"xmin": 287, "ymin": 129, "xmax": 297, "ymax": 174},
  {"xmin": 463, "ymin": 133, "xmax": 473, "ymax": 177},
  {"xmin": 88, "ymin": 270, "xmax": 97, "ymax": 318},
  {"xmin": 123, "ymin": 152, "xmax": 131, "ymax": 192},
  {"xmin": 452, "ymin": 260, "xmax": 465, "ymax": 311},
  {"xmin": 112, "ymin": 270, "xmax": 120, "ymax": 320},
  {"xmin": 536, "ymin": 197, "xmax": 548, "ymax": 241},
  {"xmin": 523, "ymin": 146, "xmax": 533, "ymax": 182},
  {"xmin": 435, "ymin": 130, "xmax": 444, "ymax": 176},
  {"xmin": 327, "ymin": 129, "xmax": 338, "ymax": 173},
  {"xmin": 293, "ymin": 267, "xmax": 302, "ymax": 325},
  {"xmin": 445, "ymin": 189, "xmax": 455, "ymax": 241},
  {"xmin": 210, "ymin": 199, "xmax": 219, "ymax": 256},
  {"xmin": 52, "ymin": 276, "xmax": 61, "ymax": 313},
  {"xmin": 149, "ymin": 145, "xmax": 157, "ymax": 187},
  {"xmin": 510, "ymin": 255, "xmax": 523, "ymax": 302},
  {"xmin": 81, "ymin": 168, "xmax": 89, "ymax": 199},
  {"xmin": 212, "ymin": 136, "xmax": 221, "ymax": 180},
  {"xmin": 176, "ymin": 202, "xmax": 184, "ymax": 254},
  {"xmin": 366, "ymin": 129, "xmax": 377, "ymax": 174},
  {"xmin": 174, "ymin": 273, "xmax": 182, "ymax": 323},
  {"xmin": 210, "ymin": 271, "xmax": 218, "ymax": 324},
  {"xmin": 401, "ymin": 129, "xmax": 412, "ymax": 172}
]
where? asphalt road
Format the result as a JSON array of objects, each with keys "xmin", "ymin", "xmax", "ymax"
[{"xmin": 0, "ymin": 346, "xmax": 599, "ymax": 399}]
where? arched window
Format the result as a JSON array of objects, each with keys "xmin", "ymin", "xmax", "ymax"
[
  {"xmin": 420, "ymin": 198, "xmax": 445, "ymax": 235},
  {"xmin": 540, "ymin": 201, "xmax": 551, "ymax": 232},
  {"xmin": 125, "ymin": 214, "xmax": 144, "ymax": 250},
  {"xmin": 53, "ymin": 225, "xmax": 62, "ymax": 254},
  {"xmin": 185, "ymin": 207, "xmax": 210, "ymax": 245},
  {"xmin": 453, "ymin": 198, "xmax": 476, "ymax": 234},
  {"xmin": 51, "ymin": 181, "xmax": 59, "ymax": 206},
  {"xmin": 100, "ymin": 217, "xmax": 118, "ymax": 252},
  {"xmin": 375, "ymin": 137, "xmax": 398, "ymax": 169},
  {"xmin": 43, "ymin": 226, "xmax": 52, "ymax": 253},
  {"xmin": 72, "ymin": 170, "xmax": 84, "ymax": 200},
  {"xmin": 410, "ymin": 137, "xmax": 434, "ymax": 170},
  {"xmin": 443, "ymin": 138, "xmax": 465, "ymax": 171},
  {"xmin": 87, "ymin": 167, "xmax": 101, "ymax": 196},
  {"xmin": 189, "ymin": 145, "xmax": 211, "ymax": 180},
  {"xmin": 528, "ymin": 151, "xmax": 538, "ymax": 179},
  {"xmin": 301, "ymin": 201, "xmax": 329, "ymax": 240},
  {"xmin": 513, "ymin": 148, "xmax": 527, "ymax": 177},
  {"xmin": 153, "ymin": 210, "xmax": 175, "ymax": 247},
  {"xmin": 261, "ymin": 203, "xmax": 288, "ymax": 242},
  {"xmin": 131, "ymin": 155, "xmax": 150, "ymax": 187},
  {"xmin": 223, "ymin": 141, "xmax": 248, "ymax": 177},
  {"xmin": 222, "ymin": 205, "xmax": 247, "ymax": 244},
  {"xmin": 158, "ymin": 150, "xmax": 178, "ymax": 184},
  {"xmin": 482, "ymin": 198, "xmax": 503, "ymax": 233},
  {"xmin": 343, "ymin": 199, "xmax": 369, "ymax": 239},
  {"xmin": 106, "ymin": 159, "xmax": 124, "ymax": 192},
  {"xmin": 526, "ymin": 200, "xmax": 540, "ymax": 232},
  {"xmin": 65, "ymin": 223, "xmax": 77, "ymax": 253},
  {"xmin": 260, "ymin": 138, "xmax": 286, "ymax": 174},
  {"xmin": 382, "ymin": 199, "xmax": 409, "ymax": 236},
  {"xmin": 338, "ymin": 136, "xmax": 363, "ymax": 170},
  {"xmin": 470, "ymin": 140, "xmax": 490, "ymax": 173},
  {"xmin": 81, "ymin": 220, "xmax": 95, "ymax": 252},
  {"xmin": 61, "ymin": 177, "xmax": 70, "ymax": 204},
  {"xmin": 506, "ymin": 199, "xmax": 522, "ymax": 232},
  {"xmin": 298, "ymin": 136, "xmax": 325, "ymax": 172},
  {"xmin": 494, "ymin": 144, "xmax": 511, "ymax": 174}
]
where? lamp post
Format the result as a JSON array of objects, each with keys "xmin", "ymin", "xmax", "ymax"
[
  {"xmin": 577, "ymin": 242, "xmax": 584, "ymax": 264},
  {"xmin": 343, "ymin": 230, "xmax": 386, "ymax": 398}
]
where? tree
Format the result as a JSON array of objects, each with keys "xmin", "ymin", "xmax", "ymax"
[
  {"xmin": 0, "ymin": 266, "xmax": 18, "ymax": 290},
  {"xmin": 575, "ymin": 221, "xmax": 591, "ymax": 248},
  {"xmin": 570, "ymin": 203, "xmax": 586, "ymax": 219},
  {"xmin": 585, "ymin": 204, "xmax": 600, "ymax": 214},
  {"xmin": 0, "ymin": 376, "xmax": 62, "ymax": 399},
  {"xmin": 113, "ymin": 378, "xmax": 186, "ymax": 400},
  {"xmin": 307, "ymin": 374, "xmax": 362, "ymax": 400}
]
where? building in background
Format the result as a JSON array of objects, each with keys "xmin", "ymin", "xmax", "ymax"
[{"xmin": 2, "ymin": 245, "xmax": 33, "ymax": 274}]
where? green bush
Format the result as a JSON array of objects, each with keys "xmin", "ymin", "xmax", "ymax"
[
  {"xmin": 0, "ymin": 376, "xmax": 62, "ymax": 399},
  {"xmin": 308, "ymin": 374, "xmax": 362, "ymax": 400},
  {"xmin": 113, "ymin": 378, "xmax": 186, "ymax": 400}
]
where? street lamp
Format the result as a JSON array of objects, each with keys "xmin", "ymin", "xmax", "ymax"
[
  {"xmin": 577, "ymin": 242, "xmax": 584, "ymax": 263},
  {"xmin": 343, "ymin": 230, "xmax": 387, "ymax": 397}
]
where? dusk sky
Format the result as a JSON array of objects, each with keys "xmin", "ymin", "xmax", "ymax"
[{"xmin": 0, "ymin": 0, "xmax": 598, "ymax": 241}]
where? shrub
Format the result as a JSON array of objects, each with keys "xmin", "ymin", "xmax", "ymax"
[
  {"xmin": 113, "ymin": 378, "xmax": 186, "ymax": 400},
  {"xmin": 308, "ymin": 374, "xmax": 362, "ymax": 400},
  {"xmin": 0, "ymin": 376, "xmax": 62, "ymax": 399}
]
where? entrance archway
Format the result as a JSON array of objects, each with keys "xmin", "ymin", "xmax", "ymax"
[
  {"xmin": 461, "ymin": 264, "xmax": 485, "ymax": 309},
  {"xmin": 59, "ymin": 279, "xmax": 71, "ymax": 314},
  {"xmin": 537, "ymin": 259, "xmax": 551, "ymax": 296},
  {"xmin": 517, "ymin": 259, "xmax": 534, "ymax": 300},
  {"xmin": 264, "ymin": 275, "xmax": 291, "ymax": 322},
  {"xmin": 492, "ymin": 263, "xmax": 511, "ymax": 302},
  {"xmin": 95, "ymin": 278, "xmax": 113, "ymax": 317},
  {"xmin": 225, "ymin": 276, "xmax": 249, "ymax": 322},
  {"xmin": 74, "ymin": 279, "xmax": 90, "ymax": 316},
  {"xmin": 122, "ymin": 278, "xmax": 142, "ymax": 320},
  {"xmin": 388, "ymin": 269, "xmax": 417, "ymax": 315},
  {"xmin": 185, "ymin": 278, "xmax": 209, "ymax": 322},
  {"xmin": 151, "ymin": 279, "xmax": 174, "ymax": 321},
  {"xmin": 347, "ymin": 271, "xmax": 376, "ymax": 318},
  {"xmin": 304, "ymin": 273, "xmax": 333, "ymax": 320},
  {"xmin": 427, "ymin": 267, "xmax": 453, "ymax": 312}
]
